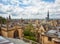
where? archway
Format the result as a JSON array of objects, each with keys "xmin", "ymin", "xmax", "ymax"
[{"xmin": 14, "ymin": 30, "xmax": 19, "ymax": 39}]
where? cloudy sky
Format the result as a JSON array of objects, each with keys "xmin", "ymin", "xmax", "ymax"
[{"xmin": 0, "ymin": 0, "xmax": 60, "ymax": 19}]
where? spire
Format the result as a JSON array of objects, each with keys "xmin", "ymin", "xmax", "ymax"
[
  {"xmin": 9, "ymin": 15, "xmax": 11, "ymax": 20},
  {"xmin": 46, "ymin": 10, "xmax": 49, "ymax": 21},
  {"xmin": 47, "ymin": 10, "xmax": 49, "ymax": 20},
  {"xmin": 6, "ymin": 17, "xmax": 9, "ymax": 32}
]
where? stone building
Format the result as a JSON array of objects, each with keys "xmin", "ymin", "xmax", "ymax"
[
  {"xmin": 1, "ymin": 24, "xmax": 23, "ymax": 39},
  {"xmin": 40, "ymin": 26, "xmax": 60, "ymax": 44},
  {"xmin": 0, "ymin": 16, "xmax": 23, "ymax": 39}
]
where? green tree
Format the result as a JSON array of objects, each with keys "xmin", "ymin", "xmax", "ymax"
[
  {"xmin": 23, "ymin": 23, "xmax": 36, "ymax": 41},
  {"xmin": 0, "ymin": 16, "xmax": 6, "ymax": 24}
]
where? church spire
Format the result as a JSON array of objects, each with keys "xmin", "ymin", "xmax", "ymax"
[
  {"xmin": 47, "ymin": 10, "xmax": 49, "ymax": 19},
  {"xmin": 46, "ymin": 10, "xmax": 49, "ymax": 21},
  {"xmin": 9, "ymin": 15, "xmax": 11, "ymax": 20}
]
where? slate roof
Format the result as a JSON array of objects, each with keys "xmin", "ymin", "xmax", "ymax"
[
  {"xmin": 45, "ymin": 29, "xmax": 60, "ymax": 42},
  {"xmin": 0, "ymin": 36, "xmax": 14, "ymax": 44}
]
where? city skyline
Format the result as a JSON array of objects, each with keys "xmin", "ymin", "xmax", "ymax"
[{"xmin": 0, "ymin": 0, "xmax": 60, "ymax": 19}]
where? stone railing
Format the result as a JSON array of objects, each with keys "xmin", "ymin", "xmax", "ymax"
[{"xmin": 23, "ymin": 38, "xmax": 40, "ymax": 44}]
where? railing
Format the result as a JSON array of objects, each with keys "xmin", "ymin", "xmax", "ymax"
[{"xmin": 23, "ymin": 38, "xmax": 40, "ymax": 44}]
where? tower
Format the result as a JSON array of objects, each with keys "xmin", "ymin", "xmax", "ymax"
[
  {"xmin": 6, "ymin": 17, "xmax": 9, "ymax": 31},
  {"xmin": 46, "ymin": 11, "xmax": 49, "ymax": 21},
  {"xmin": 9, "ymin": 15, "xmax": 11, "ymax": 20}
]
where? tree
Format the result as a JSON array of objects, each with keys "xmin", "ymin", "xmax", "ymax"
[
  {"xmin": 0, "ymin": 16, "xmax": 6, "ymax": 24},
  {"xmin": 23, "ymin": 23, "xmax": 36, "ymax": 41},
  {"xmin": 0, "ymin": 16, "xmax": 6, "ymax": 35}
]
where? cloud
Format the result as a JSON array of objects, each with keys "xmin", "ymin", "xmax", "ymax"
[{"xmin": 0, "ymin": 0, "xmax": 60, "ymax": 19}]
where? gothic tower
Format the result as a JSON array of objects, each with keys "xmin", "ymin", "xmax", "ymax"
[
  {"xmin": 9, "ymin": 15, "xmax": 11, "ymax": 20},
  {"xmin": 46, "ymin": 11, "xmax": 49, "ymax": 21}
]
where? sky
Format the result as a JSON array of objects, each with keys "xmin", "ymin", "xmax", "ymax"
[{"xmin": 0, "ymin": 0, "xmax": 60, "ymax": 19}]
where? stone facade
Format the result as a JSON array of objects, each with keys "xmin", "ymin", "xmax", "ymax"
[
  {"xmin": 40, "ymin": 29, "xmax": 60, "ymax": 44},
  {"xmin": 1, "ymin": 25, "xmax": 23, "ymax": 39}
]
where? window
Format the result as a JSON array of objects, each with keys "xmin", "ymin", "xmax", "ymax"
[{"xmin": 48, "ymin": 37, "xmax": 52, "ymax": 41}]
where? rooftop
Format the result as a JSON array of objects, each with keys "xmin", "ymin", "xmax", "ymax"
[
  {"xmin": 45, "ymin": 29, "xmax": 60, "ymax": 42},
  {"xmin": 0, "ymin": 36, "xmax": 29, "ymax": 44}
]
